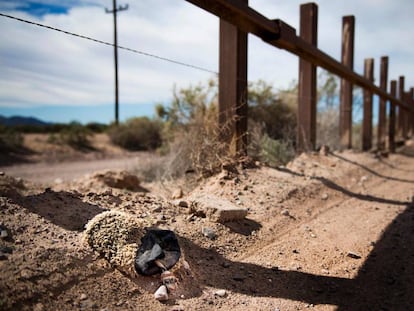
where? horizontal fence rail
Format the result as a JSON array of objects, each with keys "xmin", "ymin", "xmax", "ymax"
[
  {"xmin": 186, "ymin": 0, "xmax": 412, "ymax": 111},
  {"xmin": 185, "ymin": 0, "xmax": 414, "ymax": 152}
]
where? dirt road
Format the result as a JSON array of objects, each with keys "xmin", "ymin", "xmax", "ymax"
[
  {"xmin": 1, "ymin": 141, "xmax": 413, "ymax": 310},
  {"xmin": 0, "ymin": 153, "xmax": 154, "ymax": 184}
]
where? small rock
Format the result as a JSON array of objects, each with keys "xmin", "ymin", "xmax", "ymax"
[
  {"xmin": 172, "ymin": 188, "xmax": 183, "ymax": 199},
  {"xmin": 0, "ymin": 230, "xmax": 8, "ymax": 239},
  {"xmin": 80, "ymin": 293, "xmax": 88, "ymax": 300},
  {"xmin": 152, "ymin": 206, "xmax": 162, "ymax": 213},
  {"xmin": 202, "ymin": 227, "xmax": 217, "ymax": 240},
  {"xmin": 20, "ymin": 269, "xmax": 32, "ymax": 279},
  {"xmin": 347, "ymin": 251, "xmax": 362, "ymax": 259},
  {"xmin": 281, "ymin": 209, "xmax": 290, "ymax": 216},
  {"xmin": 182, "ymin": 260, "xmax": 191, "ymax": 272},
  {"xmin": 222, "ymin": 262, "xmax": 230, "ymax": 268},
  {"xmin": 0, "ymin": 245, "xmax": 13, "ymax": 254},
  {"xmin": 319, "ymin": 145, "xmax": 330, "ymax": 156},
  {"xmin": 321, "ymin": 269, "xmax": 330, "ymax": 275},
  {"xmin": 80, "ymin": 299, "xmax": 96, "ymax": 309},
  {"xmin": 177, "ymin": 200, "xmax": 188, "ymax": 208},
  {"xmin": 0, "ymin": 225, "xmax": 9, "ymax": 239},
  {"xmin": 154, "ymin": 285, "xmax": 169, "ymax": 301},
  {"xmin": 214, "ymin": 289, "xmax": 227, "ymax": 297},
  {"xmin": 33, "ymin": 303, "xmax": 44, "ymax": 311},
  {"xmin": 157, "ymin": 214, "xmax": 167, "ymax": 221},
  {"xmin": 321, "ymin": 193, "xmax": 329, "ymax": 200},
  {"xmin": 233, "ymin": 275, "xmax": 245, "ymax": 282},
  {"xmin": 168, "ymin": 306, "xmax": 184, "ymax": 311}
]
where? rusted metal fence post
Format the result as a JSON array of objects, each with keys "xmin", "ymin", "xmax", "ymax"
[
  {"xmin": 218, "ymin": 0, "xmax": 248, "ymax": 155},
  {"xmin": 377, "ymin": 56, "xmax": 388, "ymax": 150},
  {"xmin": 297, "ymin": 3, "xmax": 318, "ymax": 152},
  {"xmin": 362, "ymin": 58, "xmax": 374, "ymax": 151},
  {"xmin": 339, "ymin": 16, "xmax": 355, "ymax": 149},
  {"xmin": 397, "ymin": 76, "xmax": 405, "ymax": 141},
  {"xmin": 389, "ymin": 80, "xmax": 397, "ymax": 153}
]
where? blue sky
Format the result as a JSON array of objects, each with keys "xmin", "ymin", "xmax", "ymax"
[
  {"xmin": 0, "ymin": 0, "xmax": 413, "ymax": 124},
  {"xmin": 10, "ymin": 1, "xmax": 69, "ymax": 16}
]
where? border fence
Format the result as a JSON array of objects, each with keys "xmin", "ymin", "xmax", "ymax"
[{"xmin": 185, "ymin": 0, "xmax": 414, "ymax": 154}]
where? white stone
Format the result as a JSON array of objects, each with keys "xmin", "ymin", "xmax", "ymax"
[
  {"xmin": 214, "ymin": 289, "xmax": 227, "ymax": 297},
  {"xmin": 190, "ymin": 194, "xmax": 248, "ymax": 222},
  {"xmin": 154, "ymin": 285, "xmax": 168, "ymax": 301}
]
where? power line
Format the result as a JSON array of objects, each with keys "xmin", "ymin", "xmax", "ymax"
[{"xmin": 0, "ymin": 12, "xmax": 218, "ymax": 75}]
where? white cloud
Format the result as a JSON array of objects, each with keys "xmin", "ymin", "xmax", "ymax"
[{"xmin": 0, "ymin": 0, "xmax": 413, "ymax": 117}]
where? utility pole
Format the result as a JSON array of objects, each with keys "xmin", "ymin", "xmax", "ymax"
[{"xmin": 105, "ymin": 0, "xmax": 128, "ymax": 125}]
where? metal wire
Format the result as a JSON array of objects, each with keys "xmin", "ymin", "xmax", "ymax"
[{"xmin": 0, "ymin": 12, "xmax": 218, "ymax": 75}]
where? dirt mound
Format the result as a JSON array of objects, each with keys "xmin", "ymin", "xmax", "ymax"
[
  {"xmin": 76, "ymin": 169, "xmax": 143, "ymax": 192},
  {"xmin": 0, "ymin": 173, "xmax": 26, "ymax": 198}
]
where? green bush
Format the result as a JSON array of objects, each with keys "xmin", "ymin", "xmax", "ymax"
[
  {"xmin": 259, "ymin": 133, "xmax": 295, "ymax": 166},
  {"xmin": 108, "ymin": 117, "xmax": 162, "ymax": 151},
  {"xmin": 248, "ymin": 80, "xmax": 297, "ymax": 142}
]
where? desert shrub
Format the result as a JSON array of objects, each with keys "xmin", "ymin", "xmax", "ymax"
[
  {"xmin": 86, "ymin": 122, "xmax": 108, "ymax": 133},
  {"xmin": 108, "ymin": 117, "xmax": 162, "ymax": 151},
  {"xmin": 316, "ymin": 70, "xmax": 367, "ymax": 151},
  {"xmin": 248, "ymin": 80, "xmax": 297, "ymax": 143},
  {"xmin": 47, "ymin": 133, "xmax": 59, "ymax": 144},
  {"xmin": 247, "ymin": 80, "xmax": 297, "ymax": 164},
  {"xmin": 155, "ymin": 79, "xmax": 299, "ymax": 178},
  {"xmin": 317, "ymin": 107, "xmax": 340, "ymax": 149},
  {"xmin": 259, "ymin": 134, "xmax": 295, "ymax": 166},
  {"xmin": 47, "ymin": 122, "xmax": 92, "ymax": 149},
  {"xmin": 155, "ymin": 80, "xmax": 226, "ymax": 178},
  {"xmin": 248, "ymin": 121, "xmax": 295, "ymax": 166},
  {"xmin": 0, "ymin": 126, "xmax": 23, "ymax": 152},
  {"xmin": 352, "ymin": 122, "xmax": 363, "ymax": 151},
  {"xmin": 57, "ymin": 122, "xmax": 92, "ymax": 148}
]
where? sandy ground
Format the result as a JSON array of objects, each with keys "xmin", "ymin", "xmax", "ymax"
[{"xmin": 1, "ymin": 135, "xmax": 414, "ymax": 311}]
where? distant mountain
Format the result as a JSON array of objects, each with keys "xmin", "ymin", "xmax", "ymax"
[{"xmin": 0, "ymin": 115, "xmax": 51, "ymax": 126}]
